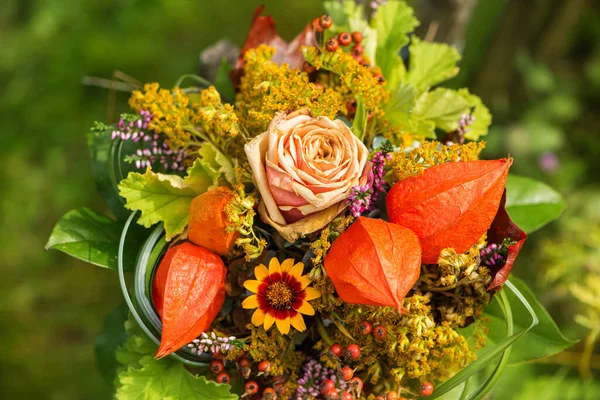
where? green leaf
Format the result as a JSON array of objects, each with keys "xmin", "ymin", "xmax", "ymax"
[
  {"xmin": 458, "ymin": 89, "xmax": 492, "ymax": 140},
  {"xmin": 406, "ymin": 37, "xmax": 461, "ymax": 91},
  {"xmin": 197, "ymin": 142, "xmax": 236, "ymax": 185},
  {"xmin": 116, "ymin": 356, "xmax": 237, "ymax": 400},
  {"xmin": 505, "ymin": 175, "xmax": 566, "ymax": 233},
  {"xmin": 87, "ymin": 125, "xmax": 129, "ymax": 220},
  {"xmin": 95, "ymin": 304, "xmax": 128, "ymax": 386},
  {"xmin": 414, "ymin": 88, "xmax": 470, "ymax": 132},
  {"xmin": 351, "ymin": 97, "xmax": 367, "ymax": 139},
  {"xmin": 118, "ymin": 160, "xmax": 217, "ymax": 240},
  {"xmin": 213, "ymin": 58, "xmax": 235, "ymax": 103},
  {"xmin": 372, "ymin": 0, "xmax": 418, "ymax": 80},
  {"xmin": 45, "ymin": 207, "xmax": 141, "ymax": 270},
  {"xmin": 484, "ymin": 276, "xmax": 577, "ymax": 364},
  {"xmin": 383, "ymin": 83, "xmax": 436, "ymax": 139},
  {"xmin": 115, "ymin": 317, "xmax": 158, "ymax": 368}
]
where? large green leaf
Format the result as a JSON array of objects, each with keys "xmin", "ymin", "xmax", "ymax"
[
  {"xmin": 45, "ymin": 207, "xmax": 141, "ymax": 270},
  {"xmin": 406, "ymin": 37, "xmax": 461, "ymax": 92},
  {"xmin": 95, "ymin": 304, "xmax": 129, "ymax": 386},
  {"xmin": 372, "ymin": 0, "xmax": 418, "ymax": 81},
  {"xmin": 505, "ymin": 175, "xmax": 566, "ymax": 233},
  {"xmin": 485, "ymin": 276, "xmax": 576, "ymax": 364},
  {"xmin": 116, "ymin": 356, "xmax": 237, "ymax": 400},
  {"xmin": 414, "ymin": 88, "xmax": 470, "ymax": 132}
]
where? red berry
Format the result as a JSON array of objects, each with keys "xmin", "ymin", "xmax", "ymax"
[
  {"xmin": 258, "ymin": 360, "xmax": 271, "ymax": 373},
  {"xmin": 303, "ymin": 61, "xmax": 316, "ymax": 74},
  {"xmin": 324, "ymin": 389, "xmax": 340, "ymax": 400},
  {"xmin": 352, "ymin": 45, "xmax": 364, "ymax": 57},
  {"xmin": 212, "ymin": 352, "xmax": 223, "ymax": 359},
  {"xmin": 374, "ymin": 73, "xmax": 385, "ymax": 85},
  {"xmin": 321, "ymin": 379, "xmax": 336, "ymax": 394},
  {"xmin": 319, "ymin": 14, "xmax": 333, "ymax": 29},
  {"xmin": 352, "ymin": 55, "xmax": 363, "ymax": 64},
  {"xmin": 352, "ymin": 31, "xmax": 363, "ymax": 44},
  {"xmin": 386, "ymin": 391, "xmax": 399, "ymax": 400},
  {"xmin": 346, "ymin": 344, "xmax": 361, "ymax": 360},
  {"xmin": 245, "ymin": 381, "xmax": 259, "ymax": 395},
  {"xmin": 359, "ymin": 321, "xmax": 372, "ymax": 335},
  {"xmin": 341, "ymin": 366, "xmax": 354, "ymax": 381},
  {"xmin": 326, "ymin": 38, "xmax": 339, "ymax": 52},
  {"xmin": 312, "ymin": 18, "xmax": 324, "ymax": 33},
  {"xmin": 376, "ymin": 397, "xmax": 385, "ymax": 400},
  {"xmin": 330, "ymin": 343, "xmax": 343, "ymax": 357},
  {"xmin": 338, "ymin": 32, "xmax": 352, "ymax": 46},
  {"xmin": 216, "ymin": 372, "xmax": 230, "ymax": 384},
  {"xmin": 263, "ymin": 387, "xmax": 277, "ymax": 400},
  {"xmin": 420, "ymin": 382, "xmax": 434, "ymax": 397},
  {"xmin": 346, "ymin": 99, "xmax": 357, "ymax": 114},
  {"xmin": 374, "ymin": 325, "xmax": 387, "ymax": 340},
  {"xmin": 238, "ymin": 357, "xmax": 251, "ymax": 368},
  {"xmin": 350, "ymin": 377, "xmax": 363, "ymax": 391},
  {"xmin": 341, "ymin": 392, "xmax": 353, "ymax": 400},
  {"xmin": 210, "ymin": 359, "xmax": 224, "ymax": 374}
]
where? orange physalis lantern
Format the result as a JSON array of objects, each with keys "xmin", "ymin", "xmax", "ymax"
[
  {"xmin": 324, "ymin": 217, "xmax": 422, "ymax": 310},
  {"xmin": 152, "ymin": 242, "xmax": 227, "ymax": 358},
  {"xmin": 386, "ymin": 159, "xmax": 512, "ymax": 264},
  {"xmin": 188, "ymin": 186, "xmax": 239, "ymax": 256}
]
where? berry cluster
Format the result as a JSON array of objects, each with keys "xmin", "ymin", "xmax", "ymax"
[{"xmin": 208, "ymin": 355, "xmax": 281, "ymax": 399}]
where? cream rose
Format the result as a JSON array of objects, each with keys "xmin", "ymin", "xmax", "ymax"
[{"xmin": 245, "ymin": 109, "xmax": 370, "ymax": 242}]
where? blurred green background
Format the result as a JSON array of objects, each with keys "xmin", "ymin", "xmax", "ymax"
[{"xmin": 1, "ymin": 0, "xmax": 598, "ymax": 399}]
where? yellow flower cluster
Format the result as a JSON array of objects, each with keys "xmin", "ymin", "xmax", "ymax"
[
  {"xmin": 236, "ymin": 45, "xmax": 343, "ymax": 134},
  {"xmin": 386, "ymin": 140, "xmax": 486, "ymax": 185},
  {"xmin": 224, "ymin": 184, "xmax": 266, "ymax": 261},
  {"xmin": 302, "ymin": 46, "xmax": 390, "ymax": 111},
  {"xmin": 321, "ymin": 294, "xmax": 475, "ymax": 386},
  {"xmin": 191, "ymin": 86, "xmax": 239, "ymax": 137},
  {"xmin": 128, "ymin": 83, "xmax": 191, "ymax": 148}
]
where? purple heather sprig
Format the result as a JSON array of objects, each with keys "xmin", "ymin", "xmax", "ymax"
[
  {"xmin": 346, "ymin": 144, "xmax": 393, "ymax": 217},
  {"xmin": 446, "ymin": 113, "xmax": 476, "ymax": 145},
  {"xmin": 113, "ymin": 110, "xmax": 187, "ymax": 172},
  {"xmin": 295, "ymin": 358, "xmax": 348, "ymax": 399},
  {"xmin": 480, "ymin": 239, "xmax": 515, "ymax": 267}
]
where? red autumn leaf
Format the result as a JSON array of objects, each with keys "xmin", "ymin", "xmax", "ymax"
[
  {"xmin": 231, "ymin": 5, "xmax": 315, "ymax": 84},
  {"xmin": 324, "ymin": 217, "xmax": 422, "ymax": 310},
  {"xmin": 386, "ymin": 159, "xmax": 512, "ymax": 264},
  {"xmin": 486, "ymin": 191, "xmax": 527, "ymax": 290},
  {"xmin": 152, "ymin": 242, "xmax": 227, "ymax": 358}
]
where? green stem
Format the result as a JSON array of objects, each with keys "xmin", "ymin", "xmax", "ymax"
[{"xmin": 174, "ymin": 74, "xmax": 212, "ymax": 88}]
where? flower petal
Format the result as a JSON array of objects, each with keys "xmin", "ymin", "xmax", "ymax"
[
  {"xmin": 242, "ymin": 294, "xmax": 259, "ymax": 309},
  {"xmin": 299, "ymin": 276, "xmax": 311, "ymax": 289},
  {"xmin": 243, "ymin": 280, "xmax": 262, "ymax": 293},
  {"xmin": 276, "ymin": 317, "xmax": 291, "ymax": 335},
  {"xmin": 251, "ymin": 309, "xmax": 265, "ymax": 326},
  {"xmin": 294, "ymin": 300, "xmax": 315, "ymax": 316},
  {"xmin": 268, "ymin": 257, "xmax": 281, "ymax": 275},
  {"xmin": 264, "ymin": 313, "xmax": 275, "ymax": 331},
  {"xmin": 290, "ymin": 313, "xmax": 307, "ymax": 332},
  {"xmin": 280, "ymin": 258, "xmax": 294, "ymax": 273},
  {"xmin": 254, "ymin": 264, "xmax": 269, "ymax": 281},
  {"xmin": 289, "ymin": 262, "xmax": 305, "ymax": 279},
  {"xmin": 304, "ymin": 287, "xmax": 321, "ymax": 301}
]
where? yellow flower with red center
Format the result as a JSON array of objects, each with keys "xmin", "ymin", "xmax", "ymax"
[{"xmin": 241, "ymin": 258, "xmax": 321, "ymax": 334}]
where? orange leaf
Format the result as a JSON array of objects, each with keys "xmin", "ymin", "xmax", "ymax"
[
  {"xmin": 324, "ymin": 217, "xmax": 422, "ymax": 310},
  {"xmin": 152, "ymin": 242, "xmax": 227, "ymax": 358},
  {"xmin": 386, "ymin": 159, "xmax": 512, "ymax": 263},
  {"xmin": 188, "ymin": 187, "xmax": 239, "ymax": 256}
]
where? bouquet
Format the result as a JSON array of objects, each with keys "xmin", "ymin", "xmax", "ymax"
[{"xmin": 47, "ymin": 2, "xmax": 573, "ymax": 399}]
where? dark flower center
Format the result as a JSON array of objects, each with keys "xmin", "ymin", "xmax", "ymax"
[{"xmin": 265, "ymin": 281, "xmax": 294, "ymax": 309}]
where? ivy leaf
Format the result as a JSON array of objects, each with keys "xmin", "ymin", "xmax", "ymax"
[
  {"xmin": 372, "ymin": 0, "xmax": 418, "ymax": 81},
  {"xmin": 118, "ymin": 160, "xmax": 215, "ymax": 241},
  {"xmin": 116, "ymin": 356, "xmax": 238, "ymax": 400},
  {"xmin": 484, "ymin": 276, "xmax": 577, "ymax": 364},
  {"xmin": 406, "ymin": 37, "xmax": 461, "ymax": 91},
  {"xmin": 414, "ymin": 88, "xmax": 470, "ymax": 132},
  {"xmin": 45, "ymin": 207, "xmax": 142, "ymax": 270},
  {"xmin": 95, "ymin": 304, "xmax": 128, "ymax": 386},
  {"xmin": 505, "ymin": 175, "xmax": 566, "ymax": 233},
  {"xmin": 458, "ymin": 89, "xmax": 492, "ymax": 140}
]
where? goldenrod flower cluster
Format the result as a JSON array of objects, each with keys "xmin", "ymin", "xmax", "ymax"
[
  {"xmin": 224, "ymin": 184, "xmax": 267, "ymax": 261},
  {"xmin": 191, "ymin": 86, "xmax": 239, "ymax": 137},
  {"xmin": 236, "ymin": 45, "xmax": 343, "ymax": 134},
  {"xmin": 129, "ymin": 83, "xmax": 191, "ymax": 148},
  {"xmin": 386, "ymin": 140, "xmax": 486, "ymax": 184},
  {"xmin": 303, "ymin": 46, "xmax": 390, "ymax": 111}
]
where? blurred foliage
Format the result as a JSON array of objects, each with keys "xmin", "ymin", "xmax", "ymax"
[{"xmin": 2, "ymin": 0, "xmax": 600, "ymax": 398}]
